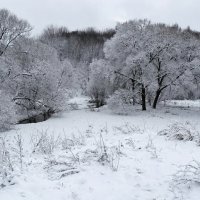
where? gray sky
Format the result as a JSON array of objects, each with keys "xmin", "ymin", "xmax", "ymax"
[{"xmin": 1, "ymin": 0, "xmax": 200, "ymax": 35}]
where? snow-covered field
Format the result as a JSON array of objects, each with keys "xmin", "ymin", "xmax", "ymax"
[
  {"xmin": 1, "ymin": 97, "xmax": 200, "ymax": 200},
  {"xmin": 163, "ymin": 99, "xmax": 200, "ymax": 108}
]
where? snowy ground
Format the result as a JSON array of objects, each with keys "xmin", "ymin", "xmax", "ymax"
[
  {"xmin": 1, "ymin": 97, "xmax": 200, "ymax": 200},
  {"xmin": 163, "ymin": 99, "xmax": 200, "ymax": 108}
]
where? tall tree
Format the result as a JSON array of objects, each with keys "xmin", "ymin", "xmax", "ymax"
[{"xmin": 0, "ymin": 9, "xmax": 32, "ymax": 56}]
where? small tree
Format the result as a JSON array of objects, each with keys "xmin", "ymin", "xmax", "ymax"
[
  {"xmin": 107, "ymin": 89, "xmax": 133, "ymax": 114},
  {"xmin": 87, "ymin": 59, "xmax": 111, "ymax": 107},
  {"xmin": 0, "ymin": 91, "xmax": 16, "ymax": 131}
]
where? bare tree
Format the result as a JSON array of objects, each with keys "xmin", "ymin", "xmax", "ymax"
[{"xmin": 0, "ymin": 9, "xmax": 32, "ymax": 56}]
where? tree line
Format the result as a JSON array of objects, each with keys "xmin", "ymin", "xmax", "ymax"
[{"xmin": 88, "ymin": 20, "xmax": 200, "ymax": 112}]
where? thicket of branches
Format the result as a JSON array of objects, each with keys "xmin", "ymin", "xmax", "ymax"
[{"xmin": 0, "ymin": 9, "xmax": 74, "ymax": 130}]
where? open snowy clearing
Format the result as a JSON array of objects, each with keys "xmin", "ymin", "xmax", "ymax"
[{"xmin": 1, "ymin": 97, "xmax": 200, "ymax": 200}]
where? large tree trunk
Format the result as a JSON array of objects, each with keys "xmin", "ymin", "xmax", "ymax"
[
  {"xmin": 141, "ymin": 85, "xmax": 146, "ymax": 111},
  {"xmin": 152, "ymin": 89, "xmax": 161, "ymax": 109}
]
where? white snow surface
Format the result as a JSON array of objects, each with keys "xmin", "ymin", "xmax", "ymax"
[
  {"xmin": 163, "ymin": 99, "xmax": 200, "ymax": 108},
  {"xmin": 1, "ymin": 97, "xmax": 200, "ymax": 200}
]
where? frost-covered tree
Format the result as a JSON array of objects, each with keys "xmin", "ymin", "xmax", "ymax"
[
  {"xmin": 0, "ymin": 91, "xmax": 16, "ymax": 131},
  {"xmin": 87, "ymin": 59, "xmax": 112, "ymax": 107},
  {"xmin": 149, "ymin": 26, "xmax": 200, "ymax": 108},
  {"xmin": 104, "ymin": 20, "xmax": 159, "ymax": 110},
  {"xmin": 107, "ymin": 89, "xmax": 133, "ymax": 114},
  {"xmin": 104, "ymin": 20, "xmax": 200, "ymax": 110},
  {"xmin": 0, "ymin": 9, "xmax": 31, "ymax": 56},
  {"xmin": 0, "ymin": 9, "xmax": 31, "ymax": 129},
  {"xmin": 3, "ymin": 37, "xmax": 73, "ymax": 121}
]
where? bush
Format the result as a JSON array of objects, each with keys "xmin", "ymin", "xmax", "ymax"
[
  {"xmin": 173, "ymin": 160, "xmax": 200, "ymax": 188},
  {"xmin": 30, "ymin": 130, "xmax": 61, "ymax": 154},
  {"xmin": 0, "ymin": 136, "xmax": 14, "ymax": 188},
  {"xmin": 0, "ymin": 91, "xmax": 16, "ymax": 132},
  {"xmin": 107, "ymin": 89, "xmax": 133, "ymax": 114},
  {"xmin": 87, "ymin": 59, "xmax": 111, "ymax": 108},
  {"xmin": 158, "ymin": 122, "xmax": 199, "ymax": 142}
]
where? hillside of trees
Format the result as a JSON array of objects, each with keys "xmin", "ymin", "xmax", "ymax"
[{"xmin": 40, "ymin": 26, "xmax": 115, "ymax": 62}]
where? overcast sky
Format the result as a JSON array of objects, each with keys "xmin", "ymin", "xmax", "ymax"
[{"xmin": 1, "ymin": 0, "xmax": 200, "ymax": 35}]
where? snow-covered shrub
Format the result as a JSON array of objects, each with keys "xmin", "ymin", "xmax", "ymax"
[
  {"xmin": 87, "ymin": 59, "xmax": 111, "ymax": 108},
  {"xmin": 30, "ymin": 130, "xmax": 61, "ymax": 154},
  {"xmin": 96, "ymin": 134, "xmax": 121, "ymax": 171},
  {"xmin": 12, "ymin": 134, "xmax": 24, "ymax": 171},
  {"xmin": 0, "ymin": 134, "xmax": 26, "ymax": 188},
  {"xmin": 158, "ymin": 122, "xmax": 199, "ymax": 142},
  {"xmin": 173, "ymin": 160, "xmax": 200, "ymax": 188},
  {"xmin": 45, "ymin": 157, "xmax": 79, "ymax": 180},
  {"xmin": 107, "ymin": 89, "xmax": 133, "ymax": 114},
  {"xmin": 61, "ymin": 133, "xmax": 86, "ymax": 150},
  {"xmin": 68, "ymin": 102, "xmax": 79, "ymax": 110},
  {"xmin": 0, "ymin": 136, "xmax": 14, "ymax": 188},
  {"xmin": 145, "ymin": 135, "xmax": 159, "ymax": 159},
  {"xmin": 113, "ymin": 123, "xmax": 144, "ymax": 134},
  {"xmin": 0, "ymin": 91, "xmax": 16, "ymax": 132}
]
